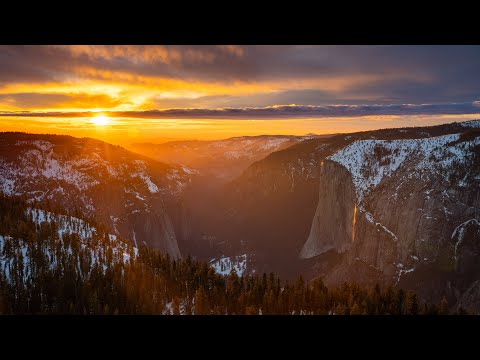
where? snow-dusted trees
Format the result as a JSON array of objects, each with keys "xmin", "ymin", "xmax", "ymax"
[{"xmin": 0, "ymin": 194, "xmax": 458, "ymax": 315}]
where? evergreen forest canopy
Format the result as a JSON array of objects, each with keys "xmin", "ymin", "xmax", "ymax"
[{"xmin": 0, "ymin": 194, "xmax": 463, "ymax": 315}]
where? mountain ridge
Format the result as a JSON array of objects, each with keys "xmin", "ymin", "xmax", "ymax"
[
  {"xmin": 0, "ymin": 132, "xmax": 192, "ymax": 258},
  {"xmin": 1, "ymin": 119, "xmax": 480, "ymax": 311}
]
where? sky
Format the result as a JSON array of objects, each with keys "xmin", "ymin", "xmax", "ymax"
[{"xmin": 1, "ymin": 45, "xmax": 480, "ymax": 143}]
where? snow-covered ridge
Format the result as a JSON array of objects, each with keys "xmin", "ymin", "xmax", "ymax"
[
  {"xmin": 210, "ymin": 137, "xmax": 294, "ymax": 160},
  {"xmin": 0, "ymin": 136, "xmax": 191, "ymax": 257},
  {"xmin": 1, "ymin": 140, "xmax": 102, "ymax": 192},
  {"xmin": 0, "ymin": 137, "xmax": 192, "ymax": 203},
  {"xmin": 6, "ymin": 143, "xmax": 100, "ymax": 191},
  {"xmin": 459, "ymin": 119, "xmax": 480, "ymax": 128},
  {"xmin": 327, "ymin": 133, "xmax": 479, "ymax": 200}
]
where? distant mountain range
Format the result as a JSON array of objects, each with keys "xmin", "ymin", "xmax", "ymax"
[{"xmin": 126, "ymin": 134, "xmax": 330, "ymax": 181}]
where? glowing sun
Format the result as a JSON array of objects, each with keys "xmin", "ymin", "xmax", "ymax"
[{"xmin": 90, "ymin": 115, "xmax": 110, "ymax": 126}]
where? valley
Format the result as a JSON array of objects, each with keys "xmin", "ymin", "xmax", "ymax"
[{"xmin": 1, "ymin": 119, "xmax": 479, "ymax": 313}]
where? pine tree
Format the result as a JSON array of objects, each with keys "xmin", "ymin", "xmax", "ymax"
[
  {"xmin": 172, "ymin": 297, "xmax": 181, "ymax": 315},
  {"xmin": 294, "ymin": 275, "xmax": 305, "ymax": 311},
  {"xmin": 457, "ymin": 306, "xmax": 468, "ymax": 315},
  {"xmin": 194, "ymin": 287, "xmax": 209, "ymax": 315},
  {"xmin": 335, "ymin": 303, "xmax": 347, "ymax": 315},
  {"xmin": 0, "ymin": 287, "xmax": 8, "ymax": 315},
  {"xmin": 184, "ymin": 301, "xmax": 193, "ymax": 315},
  {"xmin": 350, "ymin": 302, "xmax": 361, "ymax": 315},
  {"xmin": 439, "ymin": 296, "xmax": 449, "ymax": 315},
  {"xmin": 426, "ymin": 303, "xmax": 439, "ymax": 315},
  {"xmin": 405, "ymin": 290, "xmax": 419, "ymax": 315},
  {"xmin": 390, "ymin": 288, "xmax": 404, "ymax": 315}
]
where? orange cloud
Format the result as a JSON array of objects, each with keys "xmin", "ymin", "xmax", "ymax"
[
  {"xmin": 0, "ymin": 68, "xmax": 433, "ymax": 112},
  {"xmin": 0, "ymin": 45, "xmax": 435, "ymax": 113},
  {"xmin": 50, "ymin": 45, "xmax": 244, "ymax": 65},
  {"xmin": 217, "ymin": 45, "xmax": 245, "ymax": 57}
]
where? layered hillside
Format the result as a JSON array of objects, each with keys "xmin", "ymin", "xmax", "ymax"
[
  {"xmin": 128, "ymin": 134, "xmax": 326, "ymax": 181},
  {"xmin": 0, "ymin": 132, "xmax": 191, "ymax": 257},
  {"xmin": 1, "ymin": 121, "xmax": 479, "ymax": 312},
  {"xmin": 206, "ymin": 120, "xmax": 480, "ymax": 311}
]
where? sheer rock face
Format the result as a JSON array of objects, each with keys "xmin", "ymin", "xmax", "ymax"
[
  {"xmin": 213, "ymin": 122, "xmax": 480, "ymax": 292},
  {"xmin": 457, "ymin": 280, "xmax": 480, "ymax": 314},
  {"xmin": 134, "ymin": 212, "xmax": 181, "ymax": 258},
  {"xmin": 298, "ymin": 127, "xmax": 480, "ymax": 310},
  {"xmin": 300, "ymin": 161, "xmax": 356, "ymax": 258},
  {"xmin": 299, "ymin": 160, "xmax": 399, "ymax": 286}
]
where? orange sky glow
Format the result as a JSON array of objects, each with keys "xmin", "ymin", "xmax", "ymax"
[
  {"xmin": 1, "ymin": 45, "xmax": 480, "ymax": 144},
  {"xmin": 2, "ymin": 114, "xmax": 479, "ymax": 145}
]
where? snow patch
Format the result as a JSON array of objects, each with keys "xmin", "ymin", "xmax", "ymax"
[
  {"xmin": 0, "ymin": 177, "xmax": 15, "ymax": 195},
  {"xmin": 451, "ymin": 219, "xmax": 480, "ymax": 259},
  {"xmin": 395, "ymin": 267, "xmax": 415, "ymax": 285},
  {"xmin": 358, "ymin": 206, "xmax": 399, "ymax": 242},
  {"xmin": 328, "ymin": 133, "xmax": 466, "ymax": 200},
  {"xmin": 181, "ymin": 165, "xmax": 198, "ymax": 175},
  {"xmin": 209, "ymin": 254, "xmax": 248, "ymax": 277},
  {"xmin": 459, "ymin": 119, "xmax": 480, "ymax": 128}
]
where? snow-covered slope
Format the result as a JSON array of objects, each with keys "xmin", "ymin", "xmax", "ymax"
[
  {"xmin": 209, "ymin": 254, "xmax": 249, "ymax": 276},
  {"xmin": 0, "ymin": 208, "xmax": 138, "ymax": 283},
  {"xmin": 28, "ymin": 207, "xmax": 96, "ymax": 240},
  {"xmin": 207, "ymin": 120, "xmax": 480, "ymax": 310},
  {"xmin": 0, "ymin": 133, "xmax": 191, "ymax": 257},
  {"xmin": 211, "ymin": 136, "xmax": 295, "ymax": 160},
  {"xmin": 459, "ymin": 119, "xmax": 480, "ymax": 128},
  {"xmin": 0, "ymin": 136, "xmax": 189, "ymax": 200},
  {"xmin": 327, "ymin": 133, "xmax": 474, "ymax": 200},
  {"xmin": 298, "ymin": 124, "xmax": 480, "ymax": 307}
]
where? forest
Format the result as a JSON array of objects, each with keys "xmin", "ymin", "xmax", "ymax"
[{"xmin": 0, "ymin": 194, "xmax": 462, "ymax": 315}]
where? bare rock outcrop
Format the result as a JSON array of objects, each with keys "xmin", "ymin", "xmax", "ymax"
[
  {"xmin": 456, "ymin": 280, "xmax": 480, "ymax": 314},
  {"xmin": 300, "ymin": 160, "xmax": 356, "ymax": 258}
]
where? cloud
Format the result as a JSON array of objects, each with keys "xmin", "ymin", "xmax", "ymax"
[
  {"xmin": 1, "ymin": 102, "xmax": 479, "ymax": 119},
  {"xmin": 0, "ymin": 92, "xmax": 127, "ymax": 110},
  {"xmin": 1, "ymin": 46, "xmax": 480, "ymax": 111}
]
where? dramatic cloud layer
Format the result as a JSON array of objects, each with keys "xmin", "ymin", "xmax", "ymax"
[
  {"xmin": 1, "ymin": 45, "xmax": 480, "ymax": 141},
  {"xmin": 2, "ymin": 102, "xmax": 480, "ymax": 119},
  {"xmin": 1, "ymin": 45, "xmax": 480, "ymax": 113}
]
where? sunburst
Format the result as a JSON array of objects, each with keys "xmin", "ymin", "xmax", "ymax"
[{"xmin": 90, "ymin": 115, "xmax": 110, "ymax": 126}]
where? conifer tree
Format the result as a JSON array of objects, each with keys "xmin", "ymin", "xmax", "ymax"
[
  {"xmin": 335, "ymin": 303, "xmax": 347, "ymax": 315},
  {"xmin": 405, "ymin": 290, "xmax": 419, "ymax": 315},
  {"xmin": 457, "ymin": 306, "xmax": 468, "ymax": 315},
  {"xmin": 172, "ymin": 297, "xmax": 181, "ymax": 315},
  {"xmin": 439, "ymin": 296, "xmax": 449, "ymax": 315},
  {"xmin": 350, "ymin": 302, "xmax": 361, "ymax": 315},
  {"xmin": 194, "ymin": 287, "xmax": 209, "ymax": 315}
]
